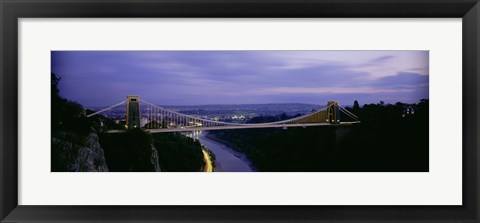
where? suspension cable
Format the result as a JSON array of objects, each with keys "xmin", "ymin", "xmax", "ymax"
[{"xmin": 86, "ymin": 100, "xmax": 127, "ymax": 118}]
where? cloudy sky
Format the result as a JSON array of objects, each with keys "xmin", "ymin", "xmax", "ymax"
[{"xmin": 51, "ymin": 51, "xmax": 428, "ymax": 107}]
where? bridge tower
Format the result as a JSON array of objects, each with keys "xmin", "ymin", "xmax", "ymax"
[
  {"xmin": 327, "ymin": 101, "xmax": 340, "ymax": 124},
  {"xmin": 126, "ymin": 96, "xmax": 141, "ymax": 129}
]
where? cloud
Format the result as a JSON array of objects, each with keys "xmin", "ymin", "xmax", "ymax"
[
  {"xmin": 371, "ymin": 72, "xmax": 429, "ymax": 88},
  {"xmin": 252, "ymin": 86, "xmax": 414, "ymax": 95},
  {"xmin": 51, "ymin": 51, "xmax": 429, "ymax": 106},
  {"xmin": 348, "ymin": 51, "xmax": 429, "ymax": 79},
  {"xmin": 369, "ymin": 55, "xmax": 395, "ymax": 64}
]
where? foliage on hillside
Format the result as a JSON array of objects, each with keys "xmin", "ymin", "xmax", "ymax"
[
  {"xmin": 152, "ymin": 133, "xmax": 205, "ymax": 172},
  {"xmin": 99, "ymin": 128, "xmax": 159, "ymax": 171},
  {"xmin": 99, "ymin": 130, "xmax": 205, "ymax": 172}
]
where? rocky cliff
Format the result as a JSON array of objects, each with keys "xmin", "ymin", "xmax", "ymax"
[
  {"xmin": 150, "ymin": 144, "xmax": 161, "ymax": 172},
  {"xmin": 52, "ymin": 132, "xmax": 109, "ymax": 172}
]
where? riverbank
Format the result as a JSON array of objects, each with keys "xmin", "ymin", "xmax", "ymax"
[{"xmin": 202, "ymin": 131, "xmax": 257, "ymax": 172}]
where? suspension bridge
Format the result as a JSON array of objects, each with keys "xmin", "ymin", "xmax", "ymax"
[{"xmin": 87, "ymin": 96, "xmax": 360, "ymax": 133}]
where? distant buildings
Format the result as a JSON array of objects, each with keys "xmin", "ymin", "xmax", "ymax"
[
  {"xmin": 140, "ymin": 117, "xmax": 148, "ymax": 128},
  {"xmin": 402, "ymin": 106, "xmax": 415, "ymax": 117}
]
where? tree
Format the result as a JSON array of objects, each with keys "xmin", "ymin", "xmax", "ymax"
[
  {"xmin": 353, "ymin": 100, "xmax": 360, "ymax": 111},
  {"xmin": 51, "ymin": 73, "xmax": 60, "ymax": 97}
]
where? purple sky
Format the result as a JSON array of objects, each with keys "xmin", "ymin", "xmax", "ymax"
[{"xmin": 51, "ymin": 51, "xmax": 429, "ymax": 107}]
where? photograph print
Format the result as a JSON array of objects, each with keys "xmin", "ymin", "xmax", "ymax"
[{"xmin": 51, "ymin": 50, "xmax": 429, "ymax": 172}]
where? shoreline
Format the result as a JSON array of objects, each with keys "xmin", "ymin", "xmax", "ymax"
[{"xmin": 203, "ymin": 131, "xmax": 258, "ymax": 172}]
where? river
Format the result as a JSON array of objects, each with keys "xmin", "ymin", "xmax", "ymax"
[{"xmin": 186, "ymin": 131, "xmax": 254, "ymax": 172}]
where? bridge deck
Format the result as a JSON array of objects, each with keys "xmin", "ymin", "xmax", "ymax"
[{"xmin": 106, "ymin": 122, "xmax": 359, "ymax": 133}]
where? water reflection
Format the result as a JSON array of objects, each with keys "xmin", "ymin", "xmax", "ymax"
[{"xmin": 183, "ymin": 131, "xmax": 253, "ymax": 172}]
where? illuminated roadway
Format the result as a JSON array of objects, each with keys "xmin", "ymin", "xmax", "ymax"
[{"xmin": 201, "ymin": 149, "xmax": 213, "ymax": 172}]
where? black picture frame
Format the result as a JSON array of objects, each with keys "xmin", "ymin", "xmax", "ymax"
[{"xmin": 1, "ymin": 0, "xmax": 479, "ymax": 222}]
